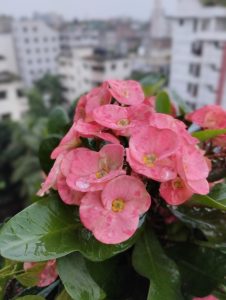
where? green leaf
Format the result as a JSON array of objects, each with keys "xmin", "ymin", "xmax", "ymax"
[
  {"xmin": 17, "ymin": 296, "xmax": 45, "ymax": 300},
  {"xmin": 57, "ymin": 253, "xmax": 106, "ymax": 300},
  {"xmin": 140, "ymin": 75, "xmax": 166, "ymax": 97},
  {"xmin": 188, "ymin": 193, "xmax": 226, "ymax": 211},
  {"xmin": 16, "ymin": 262, "xmax": 46, "ymax": 287},
  {"xmin": 170, "ymin": 205, "xmax": 226, "ymax": 246},
  {"xmin": 192, "ymin": 128, "xmax": 226, "ymax": 142},
  {"xmin": 132, "ymin": 227, "xmax": 183, "ymax": 300},
  {"xmin": 56, "ymin": 289, "xmax": 73, "ymax": 300},
  {"xmin": 167, "ymin": 243, "xmax": 226, "ymax": 297},
  {"xmin": 47, "ymin": 106, "xmax": 69, "ymax": 135},
  {"xmin": 0, "ymin": 195, "xmax": 142, "ymax": 262},
  {"xmin": 156, "ymin": 91, "xmax": 171, "ymax": 114},
  {"xmin": 38, "ymin": 136, "xmax": 60, "ymax": 173}
]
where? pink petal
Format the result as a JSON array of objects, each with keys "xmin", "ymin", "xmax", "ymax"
[
  {"xmin": 57, "ymin": 175, "xmax": 84, "ymax": 205},
  {"xmin": 106, "ymin": 80, "xmax": 144, "ymax": 106}
]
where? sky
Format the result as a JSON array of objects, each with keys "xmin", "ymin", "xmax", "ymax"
[{"xmin": 0, "ymin": 0, "xmax": 177, "ymax": 21}]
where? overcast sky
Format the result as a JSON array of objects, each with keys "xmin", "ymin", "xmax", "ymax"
[{"xmin": 0, "ymin": 0, "xmax": 177, "ymax": 21}]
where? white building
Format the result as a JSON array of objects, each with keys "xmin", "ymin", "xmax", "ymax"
[
  {"xmin": 169, "ymin": 0, "xmax": 226, "ymax": 108},
  {"xmin": 60, "ymin": 23, "xmax": 99, "ymax": 50},
  {"xmin": 13, "ymin": 18, "xmax": 60, "ymax": 87},
  {"xmin": 57, "ymin": 48, "xmax": 132, "ymax": 102},
  {"xmin": 0, "ymin": 33, "xmax": 27, "ymax": 120}
]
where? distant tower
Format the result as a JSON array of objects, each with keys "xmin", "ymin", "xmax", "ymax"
[{"xmin": 150, "ymin": 0, "xmax": 171, "ymax": 40}]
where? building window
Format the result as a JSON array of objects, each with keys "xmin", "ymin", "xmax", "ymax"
[
  {"xmin": 92, "ymin": 65, "xmax": 105, "ymax": 72},
  {"xmin": 193, "ymin": 20, "xmax": 198, "ymax": 32},
  {"xmin": 191, "ymin": 41, "xmax": 203, "ymax": 56},
  {"xmin": 33, "ymin": 26, "xmax": 37, "ymax": 32},
  {"xmin": 0, "ymin": 91, "xmax": 6, "ymax": 99},
  {"xmin": 30, "ymin": 70, "xmax": 34, "ymax": 75},
  {"xmin": 36, "ymin": 48, "xmax": 40, "ymax": 53},
  {"xmin": 217, "ymin": 18, "xmax": 226, "ymax": 31},
  {"xmin": 44, "ymin": 37, "xmax": 48, "ymax": 42},
  {"xmin": 201, "ymin": 20, "xmax": 209, "ymax": 31},
  {"xmin": 179, "ymin": 19, "xmax": 184, "ymax": 26},
  {"xmin": 27, "ymin": 59, "xmax": 33, "ymax": 65},
  {"xmin": 189, "ymin": 63, "xmax": 201, "ymax": 77},
  {"xmin": 111, "ymin": 63, "xmax": 116, "ymax": 70},
  {"xmin": 37, "ymin": 58, "xmax": 42, "ymax": 63},
  {"xmin": 24, "ymin": 38, "xmax": 29, "ymax": 43},
  {"xmin": 26, "ymin": 49, "xmax": 31, "ymax": 54},
  {"xmin": 44, "ymin": 48, "xmax": 49, "ymax": 53},
  {"xmin": 23, "ymin": 27, "xmax": 28, "ymax": 32},
  {"xmin": 187, "ymin": 83, "xmax": 199, "ymax": 97},
  {"xmin": 1, "ymin": 113, "xmax": 11, "ymax": 120},
  {"xmin": 17, "ymin": 89, "xmax": 24, "ymax": 97},
  {"xmin": 34, "ymin": 37, "xmax": 39, "ymax": 43}
]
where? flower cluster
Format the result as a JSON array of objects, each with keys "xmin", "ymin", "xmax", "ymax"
[{"xmin": 38, "ymin": 80, "xmax": 210, "ymax": 244}]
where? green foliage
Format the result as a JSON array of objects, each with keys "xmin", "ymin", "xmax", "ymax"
[
  {"xmin": 192, "ymin": 128, "xmax": 226, "ymax": 142},
  {"xmin": 0, "ymin": 195, "xmax": 142, "ymax": 262},
  {"xmin": 57, "ymin": 253, "xmax": 106, "ymax": 300},
  {"xmin": 17, "ymin": 296, "xmax": 45, "ymax": 300},
  {"xmin": 132, "ymin": 227, "xmax": 183, "ymax": 300},
  {"xmin": 39, "ymin": 136, "xmax": 60, "ymax": 174},
  {"xmin": 155, "ymin": 91, "xmax": 171, "ymax": 114}
]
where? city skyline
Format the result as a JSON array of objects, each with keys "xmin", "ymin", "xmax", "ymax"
[{"xmin": 0, "ymin": 0, "xmax": 177, "ymax": 21}]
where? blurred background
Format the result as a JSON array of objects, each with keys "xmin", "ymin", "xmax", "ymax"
[{"xmin": 0, "ymin": 0, "xmax": 226, "ymax": 221}]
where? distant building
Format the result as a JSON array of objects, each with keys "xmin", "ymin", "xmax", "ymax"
[
  {"xmin": 0, "ymin": 15, "xmax": 13, "ymax": 33},
  {"xmin": 0, "ymin": 32, "xmax": 27, "ymax": 120},
  {"xmin": 60, "ymin": 22, "xmax": 99, "ymax": 50},
  {"xmin": 57, "ymin": 47, "xmax": 132, "ymax": 102},
  {"xmin": 169, "ymin": 0, "xmax": 226, "ymax": 108},
  {"xmin": 13, "ymin": 18, "xmax": 60, "ymax": 87}
]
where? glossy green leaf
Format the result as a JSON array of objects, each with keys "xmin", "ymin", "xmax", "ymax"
[
  {"xmin": 132, "ymin": 227, "xmax": 183, "ymax": 300},
  {"xmin": 171, "ymin": 90, "xmax": 191, "ymax": 115},
  {"xmin": 167, "ymin": 243, "xmax": 226, "ymax": 297},
  {"xmin": 170, "ymin": 205, "xmax": 226, "ymax": 246},
  {"xmin": 47, "ymin": 106, "xmax": 69, "ymax": 135},
  {"xmin": 188, "ymin": 193, "xmax": 226, "ymax": 211},
  {"xmin": 57, "ymin": 252, "xmax": 106, "ymax": 300},
  {"xmin": 56, "ymin": 289, "xmax": 73, "ymax": 300},
  {"xmin": 156, "ymin": 91, "xmax": 171, "ymax": 114},
  {"xmin": 140, "ymin": 75, "xmax": 166, "ymax": 97},
  {"xmin": 16, "ymin": 263, "xmax": 46, "ymax": 287},
  {"xmin": 18, "ymin": 296, "xmax": 45, "ymax": 300},
  {"xmin": 38, "ymin": 136, "xmax": 60, "ymax": 173},
  {"xmin": 209, "ymin": 183, "xmax": 226, "ymax": 201},
  {"xmin": 0, "ymin": 195, "xmax": 142, "ymax": 262},
  {"xmin": 192, "ymin": 128, "xmax": 226, "ymax": 142}
]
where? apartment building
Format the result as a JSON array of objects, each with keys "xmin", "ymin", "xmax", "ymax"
[
  {"xmin": 169, "ymin": 0, "xmax": 226, "ymax": 108},
  {"xmin": 13, "ymin": 18, "xmax": 60, "ymax": 87},
  {"xmin": 58, "ymin": 47, "xmax": 132, "ymax": 102}
]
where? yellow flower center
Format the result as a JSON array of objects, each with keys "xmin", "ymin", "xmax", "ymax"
[
  {"xmin": 96, "ymin": 169, "xmax": 108, "ymax": 179},
  {"xmin": 112, "ymin": 198, "xmax": 125, "ymax": 213},
  {"xmin": 117, "ymin": 118, "xmax": 130, "ymax": 127},
  {"xmin": 123, "ymin": 90, "xmax": 129, "ymax": 98},
  {"xmin": 172, "ymin": 178, "xmax": 184, "ymax": 189},
  {"xmin": 143, "ymin": 154, "xmax": 157, "ymax": 167}
]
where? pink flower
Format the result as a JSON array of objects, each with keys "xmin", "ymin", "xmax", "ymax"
[
  {"xmin": 51, "ymin": 124, "xmax": 81, "ymax": 159},
  {"xmin": 176, "ymin": 145, "xmax": 209, "ymax": 195},
  {"xmin": 93, "ymin": 104, "xmax": 153, "ymax": 136},
  {"xmin": 193, "ymin": 296, "xmax": 218, "ymax": 300},
  {"xmin": 57, "ymin": 175, "xmax": 84, "ymax": 205},
  {"xmin": 127, "ymin": 126, "xmax": 179, "ymax": 182},
  {"xmin": 160, "ymin": 177, "xmax": 194, "ymax": 205},
  {"xmin": 106, "ymin": 80, "xmax": 144, "ymax": 106},
  {"xmin": 24, "ymin": 260, "xmax": 58, "ymax": 287},
  {"xmin": 37, "ymin": 154, "xmax": 64, "ymax": 196},
  {"xmin": 186, "ymin": 105, "xmax": 226, "ymax": 129},
  {"xmin": 79, "ymin": 175, "xmax": 151, "ymax": 244},
  {"xmin": 66, "ymin": 144, "xmax": 125, "ymax": 192}
]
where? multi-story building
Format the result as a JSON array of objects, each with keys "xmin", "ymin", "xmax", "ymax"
[
  {"xmin": 0, "ymin": 33, "xmax": 27, "ymax": 120},
  {"xmin": 13, "ymin": 18, "xmax": 60, "ymax": 87},
  {"xmin": 57, "ymin": 47, "xmax": 132, "ymax": 102},
  {"xmin": 169, "ymin": 0, "xmax": 226, "ymax": 108},
  {"xmin": 60, "ymin": 22, "xmax": 99, "ymax": 50}
]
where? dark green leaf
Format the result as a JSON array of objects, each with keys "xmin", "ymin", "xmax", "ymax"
[
  {"xmin": 192, "ymin": 129, "xmax": 226, "ymax": 142},
  {"xmin": 156, "ymin": 91, "xmax": 171, "ymax": 114},
  {"xmin": 140, "ymin": 75, "xmax": 166, "ymax": 97},
  {"xmin": 56, "ymin": 289, "xmax": 73, "ymax": 300},
  {"xmin": 170, "ymin": 205, "xmax": 226, "ymax": 246},
  {"xmin": 167, "ymin": 243, "xmax": 226, "ymax": 297},
  {"xmin": 188, "ymin": 193, "xmax": 226, "ymax": 211},
  {"xmin": 57, "ymin": 252, "xmax": 106, "ymax": 300},
  {"xmin": 132, "ymin": 227, "xmax": 183, "ymax": 300},
  {"xmin": 17, "ymin": 297, "xmax": 45, "ymax": 300},
  {"xmin": 47, "ymin": 107, "xmax": 69, "ymax": 135},
  {"xmin": 209, "ymin": 183, "xmax": 226, "ymax": 201},
  {"xmin": 0, "ymin": 195, "xmax": 142, "ymax": 262},
  {"xmin": 38, "ymin": 136, "xmax": 60, "ymax": 173}
]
